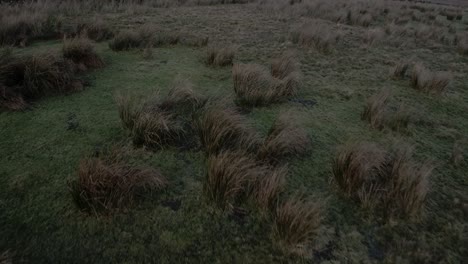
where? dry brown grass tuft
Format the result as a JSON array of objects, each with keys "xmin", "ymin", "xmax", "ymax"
[
  {"xmin": 232, "ymin": 63, "xmax": 278, "ymax": 106},
  {"xmin": 333, "ymin": 142, "xmax": 432, "ymax": 219},
  {"xmin": 391, "ymin": 61, "xmax": 409, "ymax": 80},
  {"xmin": 332, "ymin": 142, "xmax": 387, "ymax": 197},
  {"xmin": 291, "ymin": 21, "xmax": 340, "ymax": 53},
  {"xmin": 109, "ymin": 30, "xmax": 143, "ymax": 51},
  {"xmin": 451, "ymin": 141, "xmax": 464, "ymax": 166},
  {"xmin": 0, "ymin": 11, "xmax": 61, "ymax": 46},
  {"xmin": 0, "ymin": 84, "xmax": 28, "ymax": 111},
  {"xmin": 273, "ymin": 195, "xmax": 322, "ymax": 255},
  {"xmin": 258, "ymin": 111, "xmax": 310, "ymax": 163},
  {"xmin": 0, "ymin": 51, "xmax": 82, "ymax": 111},
  {"xmin": 75, "ymin": 17, "xmax": 113, "ymax": 41},
  {"xmin": 270, "ymin": 51, "xmax": 301, "ymax": 97},
  {"xmin": 364, "ymin": 27, "xmax": 385, "ymax": 47},
  {"xmin": 204, "ymin": 45, "xmax": 235, "ymax": 67},
  {"xmin": 361, "ymin": 89, "xmax": 391, "ymax": 130},
  {"xmin": 194, "ymin": 101, "xmax": 260, "ymax": 155},
  {"xmin": 204, "ymin": 151, "xmax": 261, "ymax": 210},
  {"xmin": 115, "ymin": 92, "xmax": 142, "ymax": 131},
  {"xmin": 69, "ymin": 151, "xmax": 167, "ymax": 213},
  {"xmin": 457, "ymin": 34, "xmax": 468, "ymax": 55},
  {"xmin": 382, "ymin": 145, "xmax": 432, "ymax": 218},
  {"xmin": 232, "ymin": 61, "xmax": 299, "ymax": 106},
  {"xmin": 116, "ymin": 78, "xmax": 204, "ymax": 149},
  {"xmin": 63, "ymin": 35, "xmax": 104, "ymax": 70},
  {"xmin": 253, "ymin": 166, "xmax": 287, "ymax": 211},
  {"xmin": 411, "ymin": 64, "xmax": 451, "ymax": 94},
  {"xmin": 270, "ymin": 51, "xmax": 299, "ymax": 80},
  {"xmin": 160, "ymin": 77, "xmax": 205, "ymax": 112}
]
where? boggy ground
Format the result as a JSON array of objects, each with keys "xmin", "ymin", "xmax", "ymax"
[{"xmin": 1, "ymin": 1, "xmax": 467, "ymax": 263}]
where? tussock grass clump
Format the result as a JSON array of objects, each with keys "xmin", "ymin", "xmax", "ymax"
[
  {"xmin": 270, "ymin": 51, "xmax": 301, "ymax": 96},
  {"xmin": 381, "ymin": 145, "xmax": 432, "ymax": 218},
  {"xmin": 63, "ymin": 36, "xmax": 104, "ymax": 70},
  {"xmin": 0, "ymin": 12, "xmax": 61, "ymax": 46},
  {"xmin": 69, "ymin": 151, "xmax": 167, "ymax": 213},
  {"xmin": 0, "ymin": 84, "xmax": 28, "ymax": 111},
  {"xmin": 116, "ymin": 79, "xmax": 203, "ymax": 149},
  {"xmin": 411, "ymin": 64, "xmax": 451, "ymax": 94},
  {"xmin": 204, "ymin": 45, "xmax": 235, "ymax": 67},
  {"xmin": 259, "ymin": 111, "xmax": 310, "ymax": 163},
  {"xmin": 109, "ymin": 24, "xmax": 204, "ymax": 51},
  {"xmin": 361, "ymin": 89, "xmax": 391, "ymax": 130},
  {"xmin": 194, "ymin": 102, "xmax": 260, "ymax": 155},
  {"xmin": 391, "ymin": 61, "xmax": 409, "ymax": 80},
  {"xmin": 253, "ymin": 166, "xmax": 287, "ymax": 211},
  {"xmin": 290, "ymin": 21, "xmax": 340, "ymax": 53},
  {"xmin": 233, "ymin": 63, "xmax": 276, "ymax": 106},
  {"xmin": 457, "ymin": 35, "xmax": 468, "ymax": 55},
  {"xmin": 364, "ymin": 27, "xmax": 385, "ymax": 47},
  {"xmin": 332, "ymin": 142, "xmax": 387, "ymax": 197},
  {"xmin": 273, "ymin": 195, "xmax": 322, "ymax": 255},
  {"xmin": 0, "ymin": 51, "xmax": 82, "ymax": 110},
  {"xmin": 75, "ymin": 17, "xmax": 113, "ymax": 41},
  {"xmin": 332, "ymin": 142, "xmax": 433, "ymax": 219},
  {"xmin": 204, "ymin": 151, "xmax": 261, "ymax": 210},
  {"xmin": 451, "ymin": 141, "xmax": 464, "ymax": 166},
  {"xmin": 361, "ymin": 89, "xmax": 411, "ymax": 132},
  {"xmin": 109, "ymin": 30, "xmax": 142, "ymax": 51},
  {"xmin": 232, "ymin": 58, "xmax": 300, "ymax": 106}
]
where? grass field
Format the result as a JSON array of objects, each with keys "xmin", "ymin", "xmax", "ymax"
[{"xmin": 1, "ymin": 0, "xmax": 467, "ymax": 263}]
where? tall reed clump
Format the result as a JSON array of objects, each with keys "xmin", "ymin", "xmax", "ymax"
[
  {"xmin": 361, "ymin": 89, "xmax": 410, "ymax": 132},
  {"xmin": 62, "ymin": 35, "xmax": 104, "ymax": 70},
  {"xmin": 69, "ymin": 148, "xmax": 167, "ymax": 213},
  {"xmin": 0, "ymin": 51, "xmax": 82, "ymax": 111},
  {"xmin": 115, "ymin": 78, "xmax": 204, "ymax": 149},
  {"xmin": 411, "ymin": 64, "xmax": 451, "ymax": 94},
  {"xmin": 290, "ymin": 20, "xmax": 341, "ymax": 53},
  {"xmin": 232, "ymin": 52, "xmax": 301, "ymax": 106},
  {"xmin": 204, "ymin": 45, "xmax": 235, "ymax": 67},
  {"xmin": 258, "ymin": 111, "xmax": 310, "ymax": 163},
  {"xmin": 332, "ymin": 142, "xmax": 432, "ymax": 219}
]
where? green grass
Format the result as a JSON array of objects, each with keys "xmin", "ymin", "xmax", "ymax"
[{"xmin": 1, "ymin": 4, "xmax": 468, "ymax": 263}]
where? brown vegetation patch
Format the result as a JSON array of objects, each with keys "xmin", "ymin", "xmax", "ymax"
[{"xmin": 69, "ymin": 150, "xmax": 167, "ymax": 213}]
